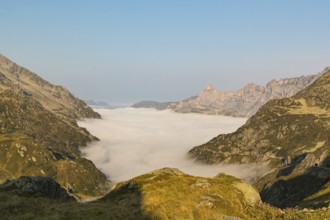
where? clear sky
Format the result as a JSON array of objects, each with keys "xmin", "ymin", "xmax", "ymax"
[{"xmin": 1, "ymin": 0, "xmax": 330, "ymax": 105}]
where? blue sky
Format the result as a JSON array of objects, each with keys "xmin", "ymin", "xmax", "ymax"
[{"xmin": 1, "ymin": 0, "xmax": 330, "ymax": 104}]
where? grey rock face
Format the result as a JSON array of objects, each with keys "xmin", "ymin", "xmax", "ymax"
[
  {"xmin": 172, "ymin": 74, "xmax": 321, "ymax": 117},
  {"xmin": 0, "ymin": 176, "xmax": 76, "ymax": 201}
]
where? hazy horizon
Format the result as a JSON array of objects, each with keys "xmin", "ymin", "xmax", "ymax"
[
  {"xmin": 1, "ymin": 1, "xmax": 330, "ymax": 104},
  {"xmin": 78, "ymin": 108, "xmax": 268, "ymax": 184}
]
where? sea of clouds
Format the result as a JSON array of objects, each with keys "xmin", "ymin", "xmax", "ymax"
[{"xmin": 79, "ymin": 108, "xmax": 267, "ymax": 184}]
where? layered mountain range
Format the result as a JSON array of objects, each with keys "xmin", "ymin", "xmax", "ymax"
[
  {"xmin": 190, "ymin": 67, "xmax": 330, "ymax": 209},
  {"xmin": 132, "ymin": 73, "xmax": 321, "ymax": 117},
  {"xmin": 0, "ymin": 54, "xmax": 109, "ymax": 198}
]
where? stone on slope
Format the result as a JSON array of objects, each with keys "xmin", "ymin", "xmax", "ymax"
[{"xmin": 0, "ymin": 176, "xmax": 75, "ymax": 201}]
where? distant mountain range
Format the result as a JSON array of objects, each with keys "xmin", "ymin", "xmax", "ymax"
[
  {"xmin": 85, "ymin": 99, "xmax": 110, "ymax": 107},
  {"xmin": 131, "ymin": 100, "xmax": 179, "ymax": 110},
  {"xmin": 132, "ymin": 73, "xmax": 322, "ymax": 117},
  {"xmin": 85, "ymin": 99, "xmax": 127, "ymax": 109}
]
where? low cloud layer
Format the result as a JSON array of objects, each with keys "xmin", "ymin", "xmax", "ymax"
[{"xmin": 79, "ymin": 108, "xmax": 267, "ymax": 184}]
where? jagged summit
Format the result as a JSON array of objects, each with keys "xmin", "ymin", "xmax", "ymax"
[{"xmin": 205, "ymin": 85, "xmax": 215, "ymax": 91}]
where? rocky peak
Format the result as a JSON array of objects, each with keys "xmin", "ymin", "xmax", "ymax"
[{"xmin": 205, "ymin": 85, "xmax": 216, "ymax": 91}]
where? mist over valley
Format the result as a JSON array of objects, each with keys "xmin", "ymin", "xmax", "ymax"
[{"xmin": 78, "ymin": 108, "xmax": 268, "ymax": 184}]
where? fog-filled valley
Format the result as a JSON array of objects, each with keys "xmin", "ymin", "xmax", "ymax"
[{"xmin": 79, "ymin": 108, "xmax": 267, "ymax": 184}]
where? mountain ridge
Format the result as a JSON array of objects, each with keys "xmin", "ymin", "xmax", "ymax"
[{"xmin": 132, "ymin": 72, "xmax": 322, "ymax": 117}]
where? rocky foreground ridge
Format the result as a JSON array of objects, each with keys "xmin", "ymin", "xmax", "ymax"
[
  {"xmin": 1, "ymin": 168, "xmax": 329, "ymax": 219},
  {"xmin": 190, "ymin": 67, "xmax": 330, "ymax": 209},
  {"xmin": 0, "ymin": 168, "xmax": 306, "ymax": 220},
  {"xmin": 0, "ymin": 54, "xmax": 109, "ymax": 198},
  {"xmin": 132, "ymin": 73, "xmax": 321, "ymax": 117}
]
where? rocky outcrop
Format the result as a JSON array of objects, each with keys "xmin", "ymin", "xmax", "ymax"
[
  {"xmin": 1, "ymin": 168, "xmax": 330, "ymax": 219},
  {"xmin": 172, "ymin": 74, "xmax": 321, "ymax": 117},
  {"xmin": 0, "ymin": 54, "xmax": 100, "ymax": 119},
  {"xmin": 189, "ymin": 68, "xmax": 330, "ymax": 208},
  {"xmin": 0, "ymin": 176, "xmax": 75, "ymax": 201}
]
